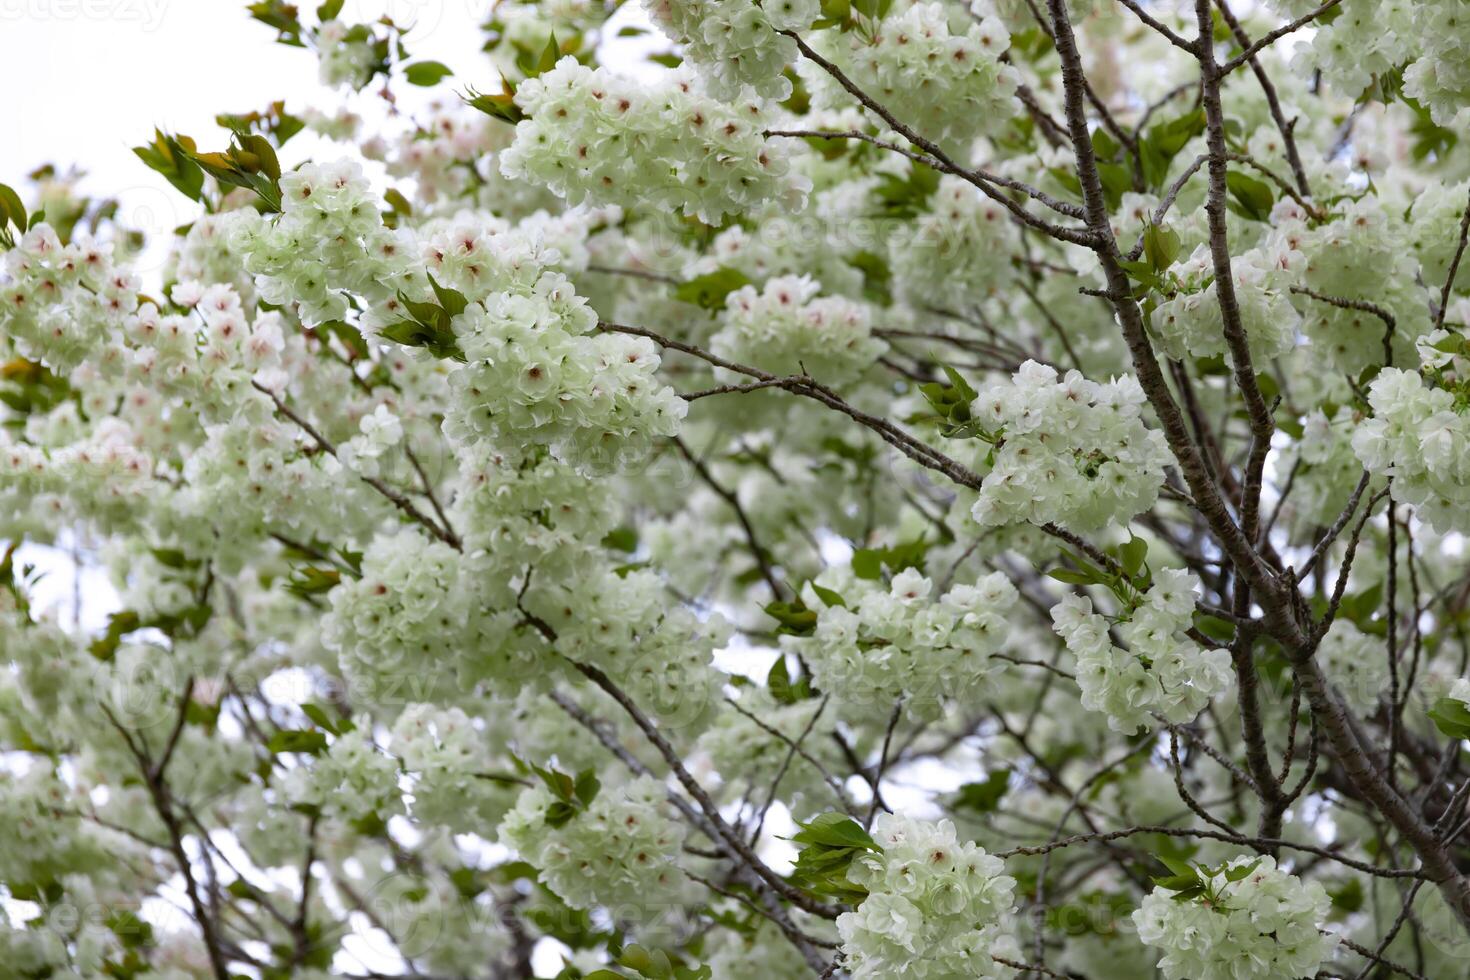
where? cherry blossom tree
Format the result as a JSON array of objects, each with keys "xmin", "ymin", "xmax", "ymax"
[{"xmin": 5, "ymin": 1, "xmax": 1470, "ymax": 977}]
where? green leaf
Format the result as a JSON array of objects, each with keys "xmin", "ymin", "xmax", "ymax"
[
  {"xmin": 427, "ymin": 273, "xmax": 469, "ymax": 318},
  {"xmin": 1222, "ymin": 858, "xmax": 1261, "ymax": 882},
  {"xmin": 846, "ymin": 249, "xmax": 891, "ymax": 304},
  {"xmin": 1157, "ymin": 854, "xmax": 1197, "ymax": 878},
  {"xmin": 1151, "ymin": 872, "xmax": 1201, "ymax": 892},
  {"xmin": 673, "ymin": 267, "xmax": 752, "ymax": 311},
  {"xmin": 317, "ymin": 319, "xmax": 369, "ymax": 360},
  {"xmin": 870, "ymin": 162, "xmax": 941, "ymax": 220},
  {"xmin": 465, "ymin": 83, "xmax": 525, "ymax": 124},
  {"xmin": 301, "ymin": 702, "xmax": 346, "ymax": 735},
  {"xmin": 384, "ymin": 187, "xmax": 413, "ymax": 217},
  {"xmin": 379, "ymin": 317, "xmax": 461, "ymax": 359},
  {"xmin": 573, "ymin": 768, "xmax": 601, "ymax": 807},
  {"xmin": 1329, "ymin": 876, "xmax": 1364, "ymax": 914},
  {"xmin": 267, "ymin": 729, "xmax": 328, "ymax": 755},
  {"xmin": 105, "ymin": 909, "xmax": 154, "ymax": 950},
  {"xmin": 535, "ymin": 764, "xmax": 577, "ymax": 802},
  {"xmin": 248, "ymin": 0, "xmax": 305, "ymax": 45},
  {"xmin": 791, "ymin": 812, "xmax": 879, "ymax": 850},
  {"xmin": 90, "ymin": 610, "xmax": 142, "ymax": 661},
  {"xmin": 819, "ymin": 0, "xmax": 851, "ymax": 23},
  {"xmin": 449, "ymin": 866, "xmax": 484, "ymax": 899},
  {"xmin": 1341, "ymin": 582, "xmax": 1383, "ymax": 627},
  {"xmin": 1430, "ymin": 697, "xmax": 1470, "ymax": 741},
  {"xmin": 767, "ymin": 655, "xmax": 813, "ymax": 704},
  {"xmin": 1120, "ymin": 535, "xmax": 1148, "ymax": 578},
  {"xmin": 1194, "ymin": 613, "xmax": 1236, "ymax": 643},
  {"xmin": 132, "ymin": 130, "xmax": 205, "ymax": 202},
  {"xmin": 1142, "ymin": 222, "xmax": 1182, "ymax": 272},
  {"xmin": 317, "ymin": 0, "xmax": 344, "ymax": 20},
  {"xmin": 0, "ymin": 183, "xmax": 28, "ymax": 233},
  {"xmin": 285, "ymin": 565, "xmax": 341, "ymax": 598},
  {"xmin": 1117, "ymin": 258, "xmax": 1165, "ymax": 293},
  {"xmin": 810, "ymin": 583, "xmax": 847, "ymax": 609},
  {"xmin": 544, "ymin": 800, "xmax": 579, "ymax": 828},
  {"xmin": 602, "ymin": 526, "xmax": 639, "ymax": 553},
  {"xmin": 1225, "ymin": 171, "xmax": 1274, "ymax": 221},
  {"xmin": 918, "ymin": 373, "xmax": 976, "ymax": 426},
  {"xmin": 1096, "ymin": 160, "xmax": 1132, "ymax": 211},
  {"xmin": 1140, "ymin": 109, "xmax": 1205, "ymax": 188},
  {"xmin": 953, "ymin": 768, "xmax": 1011, "ymax": 814},
  {"xmin": 522, "ymin": 32, "xmax": 560, "ymax": 79},
  {"xmin": 1091, "ymin": 127, "xmax": 1121, "ymax": 161},
  {"xmin": 1047, "ymin": 568, "xmax": 1098, "ymax": 586},
  {"xmin": 1432, "ymin": 334, "xmax": 1468, "ymax": 355},
  {"xmin": 765, "ymin": 600, "xmax": 818, "ymax": 637},
  {"xmin": 941, "ymin": 365, "xmax": 977, "ymax": 404},
  {"xmin": 787, "ymin": 812, "xmax": 881, "ymax": 903},
  {"xmin": 1150, "ymin": 108, "xmax": 1206, "ymax": 157},
  {"xmin": 851, "ymin": 549, "xmax": 883, "ymax": 580},
  {"xmin": 404, "ymin": 60, "xmax": 454, "ymax": 86}
]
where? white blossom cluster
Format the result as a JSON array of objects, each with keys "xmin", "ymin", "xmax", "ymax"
[
  {"xmin": 384, "ymin": 103, "xmax": 508, "ymax": 207},
  {"xmin": 282, "ymin": 722, "xmax": 403, "ymax": 824},
  {"xmin": 969, "ymin": 361, "xmax": 1175, "ymax": 534},
  {"xmin": 1280, "ymin": 0, "xmax": 1470, "ymax": 126},
  {"xmin": 1273, "ymin": 0, "xmax": 1411, "ymax": 96},
  {"xmin": 810, "ymin": 3, "xmax": 1018, "ymax": 150},
  {"xmin": 536, "ymin": 566, "xmax": 730, "ymax": 729},
  {"xmin": 0, "ymin": 420, "xmax": 154, "ymax": 538},
  {"xmin": 641, "ymin": 0, "xmax": 818, "ymax": 101},
  {"xmin": 782, "ymin": 568, "xmax": 1017, "ymax": 720},
  {"xmin": 838, "ymin": 813, "xmax": 1019, "ymax": 979},
  {"xmin": 1352, "ymin": 353, "xmax": 1470, "ymax": 534},
  {"xmin": 1409, "ymin": 179, "xmax": 1470, "ymax": 293},
  {"xmin": 1318, "ymin": 619, "xmax": 1390, "ymax": 714},
  {"xmin": 487, "ymin": 0, "xmax": 610, "ymax": 83},
  {"xmin": 315, "ymin": 19, "xmax": 379, "ymax": 90},
  {"xmin": 9, "ymin": 0, "xmax": 1470, "ymax": 974},
  {"xmin": 390, "ymin": 704, "xmax": 520, "ymax": 836},
  {"xmin": 178, "ymin": 414, "xmax": 382, "ymax": 561},
  {"xmin": 712, "ymin": 274, "xmax": 885, "ymax": 382},
  {"xmin": 1294, "ymin": 197, "xmax": 1425, "ymax": 373},
  {"xmin": 1051, "ymin": 568, "xmax": 1232, "ymax": 734},
  {"xmin": 704, "ymin": 919, "xmax": 815, "ymax": 980},
  {"xmin": 696, "ymin": 686, "xmax": 848, "ymax": 819},
  {"xmin": 0, "ymin": 224, "xmax": 138, "ymax": 371},
  {"xmin": 888, "ymin": 175, "xmax": 1015, "ymax": 310},
  {"xmin": 236, "ymin": 161, "xmax": 413, "ymax": 326},
  {"xmin": 452, "ymin": 444, "xmax": 620, "ymax": 588},
  {"xmin": 125, "ymin": 287, "xmax": 288, "ymax": 422},
  {"xmin": 1152, "ymin": 243, "xmax": 1299, "ymax": 363},
  {"xmin": 697, "ymin": 174, "xmax": 875, "ymax": 297},
  {"xmin": 444, "ymin": 273, "xmax": 687, "ymax": 471},
  {"xmin": 1285, "ymin": 404, "xmax": 1369, "ymax": 530},
  {"xmin": 168, "ymin": 211, "xmax": 259, "ymax": 304},
  {"xmin": 0, "ymin": 768, "xmax": 108, "ymax": 884},
  {"xmin": 1134, "ymin": 856, "xmax": 1338, "ymax": 980},
  {"xmin": 1402, "ymin": 1, "xmax": 1470, "ymax": 126},
  {"xmin": 323, "ymin": 530, "xmax": 510, "ymax": 704},
  {"xmin": 497, "ymin": 774, "xmax": 688, "ymax": 918},
  {"xmin": 500, "ymin": 58, "xmax": 811, "ymax": 224}
]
